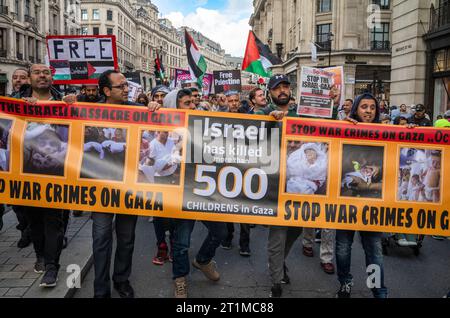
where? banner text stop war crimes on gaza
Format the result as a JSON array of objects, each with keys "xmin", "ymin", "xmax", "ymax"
[{"xmin": 0, "ymin": 96, "xmax": 449, "ymax": 236}]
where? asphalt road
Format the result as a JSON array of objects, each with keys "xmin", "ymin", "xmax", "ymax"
[{"xmin": 74, "ymin": 217, "xmax": 450, "ymax": 298}]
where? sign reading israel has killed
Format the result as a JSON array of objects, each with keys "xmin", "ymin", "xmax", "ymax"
[
  {"xmin": 213, "ymin": 70, "xmax": 242, "ymax": 94},
  {"xmin": 298, "ymin": 66, "xmax": 334, "ymax": 118},
  {"xmin": 281, "ymin": 117, "xmax": 450, "ymax": 237},
  {"xmin": 182, "ymin": 113, "xmax": 281, "ymax": 223},
  {"xmin": 46, "ymin": 35, "xmax": 118, "ymax": 84}
]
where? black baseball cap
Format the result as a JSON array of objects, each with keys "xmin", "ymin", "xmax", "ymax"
[
  {"xmin": 268, "ymin": 74, "xmax": 290, "ymax": 90},
  {"xmin": 415, "ymin": 104, "xmax": 426, "ymax": 112}
]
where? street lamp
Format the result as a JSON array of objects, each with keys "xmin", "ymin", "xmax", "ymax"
[{"xmin": 327, "ymin": 32, "xmax": 334, "ymax": 67}]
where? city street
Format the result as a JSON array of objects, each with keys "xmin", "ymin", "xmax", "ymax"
[{"xmin": 74, "ymin": 217, "xmax": 450, "ymax": 298}]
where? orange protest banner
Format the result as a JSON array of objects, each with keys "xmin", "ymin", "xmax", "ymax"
[{"xmin": 0, "ymin": 96, "xmax": 448, "ymax": 236}]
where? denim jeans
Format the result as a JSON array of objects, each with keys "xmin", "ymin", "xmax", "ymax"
[
  {"xmin": 335, "ymin": 230, "xmax": 388, "ymax": 298},
  {"xmin": 92, "ymin": 212, "xmax": 137, "ymax": 297},
  {"xmin": 172, "ymin": 219, "xmax": 227, "ymax": 279}
]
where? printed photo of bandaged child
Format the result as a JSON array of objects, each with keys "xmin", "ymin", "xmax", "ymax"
[
  {"xmin": 80, "ymin": 126, "xmax": 127, "ymax": 181},
  {"xmin": 137, "ymin": 130, "xmax": 183, "ymax": 185},
  {"xmin": 398, "ymin": 148, "xmax": 442, "ymax": 203},
  {"xmin": 0, "ymin": 118, "xmax": 12, "ymax": 172},
  {"xmin": 23, "ymin": 122, "xmax": 69, "ymax": 176},
  {"xmin": 340, "ymin": 144, "xmax": 384, "ymax": 199},
  {"xmin": 285, "ymin": 141, "xmax": 329, "ymax": 195}
]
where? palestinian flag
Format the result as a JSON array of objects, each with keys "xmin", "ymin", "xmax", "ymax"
[
  {"xmin": 242, "ymin": 31, "xmax": 282, "ymax": 78},
  {"xmin": 155, "ymin": 52, "xmax": 165, "ymax": 82},
  {"xmin": 185, "ymin": 29, "xmax": 207, "ymax": 88}
]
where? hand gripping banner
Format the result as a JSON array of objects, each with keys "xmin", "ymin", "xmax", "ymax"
[{"xmin": 0, "ymin": 96, "xmax": 449, "ymax": 236}]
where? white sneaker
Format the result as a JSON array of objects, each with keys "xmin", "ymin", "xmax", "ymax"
[
  {"xmin": 406, "ymin": 240, "xmax": 418, "ymax": 247},
  {"xmin": 397, "ymin": 239, "xmax": 409, "ymax": 247}
]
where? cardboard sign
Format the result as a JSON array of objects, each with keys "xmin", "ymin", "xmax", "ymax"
[
  {"xmin": 174, "ymin": 69, "xmax": 213, "ymax": 96},
  {"xmin": 46, "ymin": 35, "xmax": 119, "ymax": 85},
  {"xmin": 213, "ymin": 70, "xmax": 242, "ymax": 94},
  {"xmin": 298, "ymin": 66, "xmax": 334, "ymax": 118},
  {"xmin": 0, "ymin": 96, "xmax": 449, "ymax": 236}
]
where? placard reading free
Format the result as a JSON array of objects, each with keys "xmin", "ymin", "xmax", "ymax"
[{"xmin": 46, "ymin": 35, "xmax": 119, "ymax": 85}]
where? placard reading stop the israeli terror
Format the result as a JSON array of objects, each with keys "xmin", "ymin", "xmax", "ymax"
[
  {"xmin": 182, "ymin": 115, "xmax": 281, "ymax": 217},
  {"xmin": 46, "ymin": 35, "xmax": 119, "ymax": 85}
]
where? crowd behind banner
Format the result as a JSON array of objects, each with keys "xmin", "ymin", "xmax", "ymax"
[{"xmin": 0, "ymin": 63, "xmax": 449, "ymax": 299}]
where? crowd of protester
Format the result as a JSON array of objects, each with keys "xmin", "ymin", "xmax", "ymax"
[{"xmin": 0, "ymin": 64, "xmax": 448, "ymax": 298}]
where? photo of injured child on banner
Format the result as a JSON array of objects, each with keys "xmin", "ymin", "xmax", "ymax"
[
  {"xmin": 23, "ymin": 122, "xmax": 69, "ymax": 176},
  {"xmin": 340, "ymin": 144, "xmax": 384, "ymax": 199},
  {"xmin": 80, "ymin": 126, "xmax": 127, "ymax": 181},
  {"xmin": 398, "ymin": 148, "xmax": 442, "ymax": 203},
  {"xmin": 285, "ymin": 141, "xmax": 329, "ymax": 195},
  {"xmin": 0, "ymin": 118, "xmax": 12, "ymax": 172},
  {"xmin": 138, "ymin": 130, "xmax": 183, "ymax": 185}
]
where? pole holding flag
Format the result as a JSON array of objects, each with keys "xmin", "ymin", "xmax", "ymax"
[{"xmin": 184, "ymin": 29, "xmax": 207, "ymax": 89}]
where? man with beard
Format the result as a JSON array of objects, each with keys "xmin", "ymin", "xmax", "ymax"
[
  {"xmin": 255, "ymin": 75, "xmax": 297, "ymax": 118},
  {"xmin": 77, "ymin": 85, "xmax": 102, "ymax": 103}
]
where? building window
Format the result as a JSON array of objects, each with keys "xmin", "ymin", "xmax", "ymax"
[
  {"xmin": 317, "ymin": 0, "xmax": 332, "ymax": 13},
  {"xmin": 434, "ymin": 48, "xmax": 450, "ymax": 73},
  {"xmin": 92, "ymin": 9, "xmax": 99, "ymax": 20},
  {"xmin": 81, "ymin": 9, "xmax": 88, "ymax": 20},
  {"xmin": 107, "ymin": 28, "xmax": 113, "ymax": 35},
  {"xmin": 372, "ymin": 0, "xmax": 390, "ymax": 10},
  {"xmin": 316, "ymin": 23, "xmax": 332, "ymax": 50},
  {"xmin": 107, "ymin": 10, "xmax": 113, "ymax": 21},
  {"xmin": 93, "ymin": 27, "xmax": 99, "ymax": 35},
  {"xmin": 0, "ymin": 28, "xmax": 5, "ymax": 57},
  {"xmin": 24, "ymin": 0, "xmax": 30, "ymax": 16},
  {"xmin": 81, "ymin": 27, "xmax": 88, "ymax": 35},
  {"xmin": 370, "ymin": 22, "xmax": 390, "ymax": 50}
]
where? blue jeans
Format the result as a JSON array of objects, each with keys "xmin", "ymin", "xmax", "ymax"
[
  {"xmin": 172, "ymin": 219, "xmax": 227, "ymax": 279},
  {"xmin": 336, "ymin": 230, "xmax": 388, "ymax": 298},
  {"xmin": 92, "ymin": 213, "xmax": 137, "ymax": 297}
]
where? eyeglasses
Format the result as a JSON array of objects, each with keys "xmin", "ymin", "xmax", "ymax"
[
  {"xmin": 111, "ymin": 82, "xmax": 129, "ymax": 90},
  {"xmin": 31, "ymin": 70, "xmax": 51, "ymax": 76}
]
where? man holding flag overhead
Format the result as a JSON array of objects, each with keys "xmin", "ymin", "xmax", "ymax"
[
  {"xmin": 184, "ymin": 29, "xmax": 207, "ymax": 89},
  {"xmin": 242, "ymin": 31, "xmax": 282, "ymax": 78}
]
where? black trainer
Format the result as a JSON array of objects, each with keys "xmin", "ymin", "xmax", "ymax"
[
  {"xmin": 220, "ymin": 240, "xmax": 232, "ymax": 250},
  {"xmin": 34, "ymin": 257, "xmax": 45, "ymax": 274},
  {"xmin": 114, "ymin": 281, "xmax": 135, "ymax": 298},
  {"xmin": 269, "ymin": 283, "xmax": 282, "ymax": 298},
  {"xmin": 39, "ymin": 266, "xmax": 58, "ymax": 287},
  {"xmin": 17, "ymin": 230, "xmax": 32, "ymax": 249},
  {"xmin": 239, "ymin": 246, "xmax": 251, "ymax": 257},
  {"xmin": 336, "ymin": 282, "xmax": 353, "ymax": 298}
]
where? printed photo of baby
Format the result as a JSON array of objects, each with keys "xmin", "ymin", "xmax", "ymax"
[
  {"xmin": 23, "ymin": 122, "xmax": 69, "ymax": 176},
  {"xmin": 285, "ymin": 141, "xmax": 329, "ymax": 195},
  {"xmin": 340, "ymin": 144, "xmax": 384, "ymax": 199},
  {"xmin": 138, "ymin": 130, "xmax": 183, "ymax": 185},
  {"xmin": 398, "ymin": 148, "xmax": 442, "ymax": 203},
  {"xmin": 80, "ymin": 126, "xmax": 127, "ymax": 181},
  {"xmin": 0, "ymin": 118, "xmax": 12, "ymax": 172}
]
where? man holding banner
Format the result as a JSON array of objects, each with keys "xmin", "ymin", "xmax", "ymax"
[
  {"xmin": 336, "ymin": 93, "xmax": 388, "ymax": 299},
  {"xmin": 13, "ymin": 64, "xmax": 67, "ymax": 288}
]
